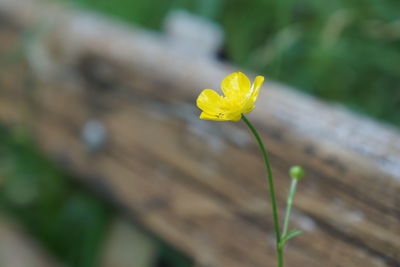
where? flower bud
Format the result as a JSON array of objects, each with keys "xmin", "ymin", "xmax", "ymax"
[{"xmin": 289, "ymin": 166, "xmax": 305, "ymax": 180}]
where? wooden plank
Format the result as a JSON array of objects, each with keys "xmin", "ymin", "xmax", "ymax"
[{"xmin": 0, "ymin": 0, "xmax": 399, "ymax": 266}]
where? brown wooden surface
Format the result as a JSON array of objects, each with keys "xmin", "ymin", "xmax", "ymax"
[{"xmin": 0, "ymin": 0, "xmax": 399, "ymax": 266}]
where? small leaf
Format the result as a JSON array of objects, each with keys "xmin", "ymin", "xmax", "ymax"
[
  {"xmin": 285, "ymin": 229, "xmax": 302, "ymax": 241},
  {"xmin": 282, "ymin": 229, "xmax": 302, "ymax": 245}
]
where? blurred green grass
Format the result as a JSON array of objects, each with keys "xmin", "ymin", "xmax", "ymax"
[
  {"xmin": 68, "ymin": 0, "xmax": 400, "ymax": 125},
  {"xmin": 0, "ymin": 126, "xmax": 111, "ymax": 267}
]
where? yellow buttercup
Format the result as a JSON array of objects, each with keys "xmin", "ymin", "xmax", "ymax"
[
  {"xmin": 196, "ymin": 72, "xmax": 265, "ymax": 121},
  {"xmin": 195, "ymin": 71, "xmax": 304, "ymax": 267}
]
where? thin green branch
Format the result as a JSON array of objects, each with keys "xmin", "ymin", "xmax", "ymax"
[
  {"xmin": 281, "ymin": 178, "xmax": 298, "ymax": 239},
  {"xmin": 241, "ymin": 115, "xmax": 283, "ymax": 267}
]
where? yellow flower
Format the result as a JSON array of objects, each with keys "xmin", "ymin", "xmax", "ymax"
[{"xmin": 196, "ymin": 72, "xmax": 265, "ymax": 121}]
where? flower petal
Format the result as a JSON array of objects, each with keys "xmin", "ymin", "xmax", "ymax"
[
  {"xmin": 252, "ymin": 76, "xmax": 265, "ymax": 98},
  {"xmin": 243, "ymin": 75, "xmax": 265, "ymax": 113},
  {"xmin": 221, "ymin": 72, "xmax": 251, "ymax": 100},
  {"xmin": 200, "ymin": 111, "xmax": 242, "ymax": 121},
  {"xmin": 199, "ymin": 112, "xmax": 226, "ymax": 121},
  {"xmin": 224, "ymin": 112, "xmax": 242, "ymax": 121},
  {"xmin": 196, "ymin": 89, "xmax": 224, "ymax": 114}
]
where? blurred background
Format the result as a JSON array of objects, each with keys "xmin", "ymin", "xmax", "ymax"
[
  {"xmin": 68, "ymin": 0, "xmax": 400, "ymax": 124},
  {"xmin": 0, "ymin": 0, "xmax": 399, "ymax": 266}
]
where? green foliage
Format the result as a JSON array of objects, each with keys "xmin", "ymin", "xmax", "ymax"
[
  {"xmin": 67, "ymin": 0, "xmax": 400, "ymax": 125},
  {"xmin": 0, "ymin": 126, "xmax": 111, "ymax": 267}
]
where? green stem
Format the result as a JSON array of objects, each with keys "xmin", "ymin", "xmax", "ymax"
[
  {"xmin": 281, "ymin": 178, "xmax": 298, "ymax": 239},
  {"xmin": 241, "ymin": 115, "xmax": 283, "ymax": 267}
]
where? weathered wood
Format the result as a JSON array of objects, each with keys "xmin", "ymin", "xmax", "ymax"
[{"xmin": 0, "ymin": 0, "xmax": 399, "ymax": 266}]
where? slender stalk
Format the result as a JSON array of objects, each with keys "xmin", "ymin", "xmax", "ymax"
[
  {"xmin": 281, "ymin": 178, "xmax": 298, "ymax": 238},
  {"xmin": 241, "ymin": 115, "xmax": 283, "ymax": 267}
]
